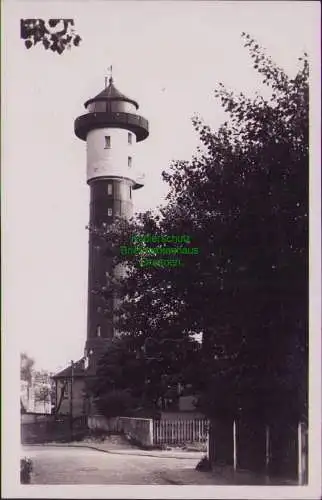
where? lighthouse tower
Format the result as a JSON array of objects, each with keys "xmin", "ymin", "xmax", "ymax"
[{"xmin": 74, "ymin": 75, "xmax": 149, "ymax": 371}]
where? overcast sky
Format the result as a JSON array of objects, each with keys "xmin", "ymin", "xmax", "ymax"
[{"xmin": 3, "ymin": 1, "xmax": 319, "ymax": 373}]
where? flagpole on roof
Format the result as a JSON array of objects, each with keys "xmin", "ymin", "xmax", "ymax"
[{"xmin": 105, "ymin": 65, "xmax": 113, "ymax": 87}]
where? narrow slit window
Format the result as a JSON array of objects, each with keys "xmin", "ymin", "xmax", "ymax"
[
  {"xmin": 128, "ymin": 132, "xmax": 132, "ymax": 145},
  {"xmin": 63, "ymin": 381, "xmax": 69, "ymax": 399},
  {"xmin": 129, "ymin": 186, "xmax": 132, "ymax": 199},
  {"xmin": 107, "ymin": 183, "xmax": 112, "ymax": 195},
  {"xmin": 97, "ymin": 325, "xmax": 101, "ymax": 337},
  {"xmin": 105, "ymin": 136, "xmax": 111, "ymax": 149},
  {"xmin": 128, "ymin": 156, "xmax": 132, "ymax": 168},
  {"xmin": 108, "ymin": 208, "xmax": 113, "ymax": 216}
]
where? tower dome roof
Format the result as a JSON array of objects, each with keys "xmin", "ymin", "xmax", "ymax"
[
  {"xmin": 84, "ymin": 77, "xmax": 139, "ymax": 110},
  {"xmin": 75, "ymin": 76, "xmax": 149, "ymax": 142}
]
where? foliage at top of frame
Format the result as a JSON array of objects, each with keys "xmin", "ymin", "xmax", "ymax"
[{"xmin": 21, "ymin": 19, "xmax": 82, "ymax": 54}]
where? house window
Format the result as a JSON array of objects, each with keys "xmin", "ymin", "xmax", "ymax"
[
  {"xmin": 107, "ymin": 183, "xmax": 112, "ymax": 195},
  {"xmin": 128, "ymin": 132, "xmax": 132, "ymax": 145},
  {"xmin": 108, "ymin": 208, "xmax": 113, "ymax": 216},
  {"xmin": 104, "ymin": 136, "xmax": 111, "ymax": 149},
  {"xmin": 128, "ymin": 156, "xmax": 132, "ymax": 168},
  {"xmin": 63, "ymin": 380, "xmax": 69, "ymax": 399}
]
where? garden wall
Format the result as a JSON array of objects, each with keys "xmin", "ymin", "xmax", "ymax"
[{"xmin": 88, "ymin": 415, "xmax": 154, "ymax": 447}]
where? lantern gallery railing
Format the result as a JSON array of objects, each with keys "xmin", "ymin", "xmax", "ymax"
[{"xmin": 74, "ymin": 111, "xmax": 149, "ymax": 142}]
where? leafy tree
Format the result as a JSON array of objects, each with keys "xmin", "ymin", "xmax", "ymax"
[
  {"xmin": 32, "ymin": 370, "xmax": 55, "ymax": 412},
  {"xmin": 34, "ymin": 384, "xmax": 51, "ymax": 412},
  {"xmin": 20, "ymin": 19, "xmax": 82, "ymax": 54},
  {"xmin": 20, "ymin": 352, "xmax": 35, "ymax": 384},
  {"xmin": 92, "ymin": 389, "xmax": 139, "ymax": 419},
  {"xmin": 89, "ymin": 34, "xmax": 308, "ymax": 424},
  {"xmin": 188, "ymin": 34, "xmax": 309, "ymax": 423},
  {"xmin": 87, "ymin": 333, "xmax": 200, "ymax": 416}
]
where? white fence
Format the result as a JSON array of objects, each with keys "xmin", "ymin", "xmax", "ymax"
[
  {"xmin": 153, "ymin": 419, "xmax": 209, "ymax": 446},
  {"xmin": 89, "ymin": 416, "xmax": 209, "ymax": 447}
]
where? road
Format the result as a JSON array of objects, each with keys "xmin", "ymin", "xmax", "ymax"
[{"xmin": 22, "ymin": 445, "xmax": 201, "ymax": 485}]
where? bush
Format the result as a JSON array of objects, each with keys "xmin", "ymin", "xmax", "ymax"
[
  {"xmin": 88, "ymin": 428, "xmax": 107, "ymax": 441},
  {"xmin": 20, "ymin": 457, "xmax": 33, "ymax": 484},
  {"xmin": 196, "ymin": 455, "xmax": 212, "ymax": 472}
]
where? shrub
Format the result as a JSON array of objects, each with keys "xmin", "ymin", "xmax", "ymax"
[
  {"xmin": 196, "ymin": 455, "xmax": 212, "ymax": 472},
  {"xmin": 20, "ymin": 457, "xmax": 33, "ymax": 484}
]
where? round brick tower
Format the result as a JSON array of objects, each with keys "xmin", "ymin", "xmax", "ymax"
[{"xmin": 74, "ymin": 76, "xmax": 149, "ymax": 371}]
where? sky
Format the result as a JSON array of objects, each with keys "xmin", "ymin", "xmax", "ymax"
[{"xmin": 2, "ymin": 1, "xmax": 319, "ymax": 374}]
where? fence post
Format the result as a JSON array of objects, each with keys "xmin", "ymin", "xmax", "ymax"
[
  {"xmin": 265, "ymin": 424, "xmax": 270, "ymax": 483},
  {"xmin": 233, "ymin": 419, "xmax": 237, "ymax": 471},
  {"xmin": 302, "ymin": 422, "xmax": 308, "ymax": 484},
  {"xmin": 149, "ymin": 418, "xmax": 154, "ymax": 447},
  {"xmin": 206, "ymin": 424, "xmax": 210, "ymax": 460},
  {"xmin": 265, "ymin": 425, "xmax": 270, "ymax": 471},
  {"xmin": 298, "ymin": 421, "xmax": 303, "ymax": 485}
]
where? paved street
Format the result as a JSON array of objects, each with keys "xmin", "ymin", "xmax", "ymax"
[{"xmin": 23, "ymin": 445, "xmax": 203, "ymax": 485}]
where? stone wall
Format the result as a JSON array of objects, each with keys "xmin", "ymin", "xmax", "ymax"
[
  {"xmin": 21, "ymin": 413, "xmax": 88, "ymax": 444},
  {"xmin": 88, "ymin": 415, "xmax": 121, "ymax": 433},
  {"xmin": 88, "ymin": 415, "xmax": 154, "ymax": 447},
  {"xmin": 21, "ymin": 413, "xmax": 53, "ymax": 424},
  {"xmin": 21, "ymin": 413, "xmax": 57, "ymax": 444}
]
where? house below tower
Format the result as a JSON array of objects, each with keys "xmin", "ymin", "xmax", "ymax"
[{"xmin": 52, "ymin": 358, "xmax": 89, "ymax": 416}]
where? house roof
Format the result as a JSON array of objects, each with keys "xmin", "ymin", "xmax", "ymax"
[{"xmin": 52, "ymin": 358, "xmax": 86, "ymax": 379}]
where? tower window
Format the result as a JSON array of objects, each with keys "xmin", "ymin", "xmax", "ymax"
[
  {"xmin": 128, "ymin": 156, "xmax": 132, "ymax": 168},
  {"xmin": 107, "ymin": 183, "xmax": 112, "ymax": 195},
  {"xmin": 108, "ymin": 208, "xmax": 113, "ymax": 216},
  {"xmin": 104, "ymin": 136, "xmax": 111, "ymax": 149},
  {"xmin": 129, "ymin": 186, "xmax": 132, "ymax": 199},
  {"xmin": 128, "ymin": 133, "xmax": 132, "ymax": 145},
  {"xmin": 97, "ymin": 325, "xmax": 101, "ymax": 337}
]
